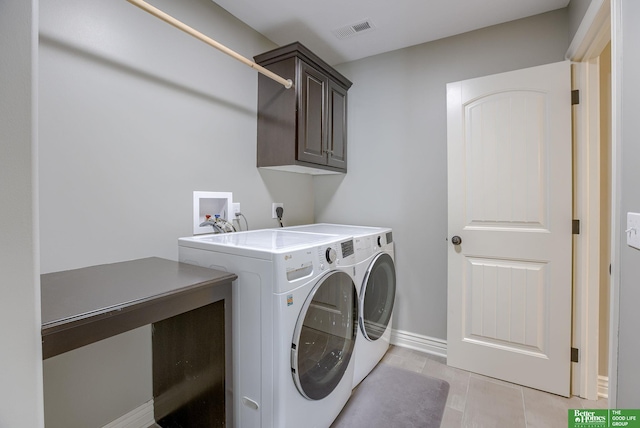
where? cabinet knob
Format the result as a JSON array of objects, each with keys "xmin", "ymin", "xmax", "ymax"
[{"xmin": 451, "ymin": 236, "xmax": 462, "ymax": 245}]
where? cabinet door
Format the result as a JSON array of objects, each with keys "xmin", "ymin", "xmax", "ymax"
[
  {"xmin": 327, "ymin": 81, "xmax": 348, "ymax": 170},
  {"xmin": 298, "ymin": 61, "xmax": 328, "ymax": 165}
]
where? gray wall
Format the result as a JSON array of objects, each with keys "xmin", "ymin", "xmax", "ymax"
[
  {"xmin": 0, "ymin": 0, "xmax": 44, "ymax": 426},
  {"xmin": 615, "ymin": 0, "xmax": 640, "ymax": 409},
  {"xmin": 38, "ymin": 0, "xmax": 314, "ymax": 426},
  {"xmin": 317, "ymin": 10, "xmax": 570, "ymax": 340},
  {"xmin": 39, "ymin": 0, "xmax": 314, "ymax": 275}
]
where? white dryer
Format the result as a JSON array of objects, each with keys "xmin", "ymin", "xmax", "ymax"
[
  {"xmin": 178, "ymin": 230, "xmax": 358, "ymax": 428},
  {"xmin": 284, "ymin": 224, "xmax": 396, "ymax": 388}
]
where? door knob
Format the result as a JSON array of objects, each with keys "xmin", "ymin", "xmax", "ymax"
[{"xmin": 451, "ymin": 236, "xmax": 462, "ymax": 245}]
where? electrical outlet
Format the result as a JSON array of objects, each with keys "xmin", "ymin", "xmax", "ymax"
[
  {"xmin": 231, "ymin": 203, "xmax": 241, "ymax": 217},
  {"xmin": 272, "ymin": 203, "xmax": 284, "ymax": 219}
]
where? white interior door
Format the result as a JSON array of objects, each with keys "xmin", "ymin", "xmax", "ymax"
[{"xmin": 446, "ymin": 61, "xmax": 572, "ymax": 397}]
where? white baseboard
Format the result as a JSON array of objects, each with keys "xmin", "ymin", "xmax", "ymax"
[
  {"xmin": 598, "ymin": 375, "xmax": 609, "ymax": 399},
  {"xmin": 390, "ymin": 328, "xmax": 447, "ymax": 358},
  {"xmin": 102, "ymin": 400, "xmax": 155, "ymax": 428}
]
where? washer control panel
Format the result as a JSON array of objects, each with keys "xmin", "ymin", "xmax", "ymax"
[
  {"xmin": 283, "ymin": 238, "xmax": 355, "ymax": 285},
  {"xmin": 325, "ymin": 247, "xmax": 337, "ymax": 264}
]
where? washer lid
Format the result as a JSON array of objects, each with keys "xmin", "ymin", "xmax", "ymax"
[{"xmin": 178, "ymin": 229, "xmax": 341, "ymax": 256}]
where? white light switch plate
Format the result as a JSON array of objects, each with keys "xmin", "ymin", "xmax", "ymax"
[{"xmin": 627, "ymin": 212, "xmax": 640, "ymax": 250}]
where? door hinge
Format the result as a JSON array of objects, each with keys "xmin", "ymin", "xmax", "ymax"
[
  {"xmin": 573, "ymin": 219, "xmax": 580, "ymax": 235},
  {"xmin": 572, "ymin": 89, "xmax": 580, "ymax": 105},
  {"xmin": 571, "ymin": 347, "xmax": 579, "ymax": 363}
]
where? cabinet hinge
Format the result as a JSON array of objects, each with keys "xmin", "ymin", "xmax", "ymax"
[
  {"xmin": 573, "ymin": 219, "xmax": 580, "ymax": 235},
  {"xmin": 572, "ymin": 89, "xmax": 580, "ymax": 105},
  {"xmin": 571, "ymin": 347, "xmax": 579, "ymax": 363}
]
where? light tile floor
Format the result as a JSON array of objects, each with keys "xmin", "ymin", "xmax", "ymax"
[
  {"xmin": 381, "ymin": 345, "xmax": 609, "ymax": 428},
  {"xmin": 151, "ymin": 345, "xmax": 608, "ymax": 428}
]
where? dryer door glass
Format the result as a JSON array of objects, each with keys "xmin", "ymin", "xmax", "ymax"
[
  {"xmin": 291, "ymin": 270, "xmax": 357, "ymax": 400},
  {"xmin": 360, "ymin": 252, "xmax": 396, "ymax": 341}
]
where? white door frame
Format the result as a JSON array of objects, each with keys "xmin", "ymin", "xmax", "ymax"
[
  {"xmin": 608, "ymin": 0, "xmax": 622, "ymax": 409},
  {"xmin": 565, "ymin": 0, "xmax": 612, "ymax": 402}
]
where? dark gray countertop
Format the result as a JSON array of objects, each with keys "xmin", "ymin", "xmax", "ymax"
[{"xmin": 41, "ymin": 257, "xmax": 236, "ymax": 359}]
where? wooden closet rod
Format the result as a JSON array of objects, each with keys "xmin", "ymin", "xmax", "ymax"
[{"xmin": 126, "ymin": 0, "xmax": 293, "ymax": 89}]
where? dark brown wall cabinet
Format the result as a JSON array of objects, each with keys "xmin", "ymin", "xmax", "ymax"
[{"xmin": 255, "ymin": 42, "xmax": 353, "ymax": 174}]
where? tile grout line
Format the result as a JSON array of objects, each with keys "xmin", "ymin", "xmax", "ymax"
[
  {"xmin": 460, "ymin": 369, "xmax": 471, "ymax": 428},
  {"xmin": 520, "ymin": 387, "xmax": 528, "ymax": 427}
]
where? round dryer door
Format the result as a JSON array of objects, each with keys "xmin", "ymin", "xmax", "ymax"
[
  {"xmin": 291, "ymin": 270, "xmax": 357, "ymax": 400},
  {"xmin": 360, "ymin": 252, "xmax": 396, "ymax": 341}
]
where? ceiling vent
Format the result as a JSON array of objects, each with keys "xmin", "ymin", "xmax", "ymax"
[{"xmin": 332, "ymin": 19, "xmax": 376, "ymax": 40}]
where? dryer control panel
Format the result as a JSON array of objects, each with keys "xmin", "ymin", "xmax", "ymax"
[{"xmin": 374, "ymin": 231, "xmax": 394, "ymax": 248}]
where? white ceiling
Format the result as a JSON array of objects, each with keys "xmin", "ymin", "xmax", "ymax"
[{"xmin": 213, "ymin": 0, "xmax": 570, "ymax": 65}]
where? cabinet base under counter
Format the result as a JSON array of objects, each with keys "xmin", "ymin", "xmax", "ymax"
[
  {"xmin": 153, "ymin": 300, "xmax": 228, "ymax": 427},
  {"xmin": 41, "ymin": 257, "xmax": 235, "ymax": 428}
]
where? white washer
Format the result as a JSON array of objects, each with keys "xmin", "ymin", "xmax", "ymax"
[
  {"xmin": 178, "ymin": 230, "xmax": 358, "ymax": 428},
  {"xmin": 284, "ymin": 224, "xmax": 396, "ymax": 388}
]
